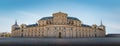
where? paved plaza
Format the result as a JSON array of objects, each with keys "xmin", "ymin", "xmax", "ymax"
[{"xmin": 0, "ymin": 37, "xmax": 120, "ymax": 46}]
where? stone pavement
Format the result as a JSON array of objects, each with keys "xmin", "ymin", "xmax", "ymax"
[{"xmin": 0, "ymin": 37, "xmax": 120, "ymax": 46}]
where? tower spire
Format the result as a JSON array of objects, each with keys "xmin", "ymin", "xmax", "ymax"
[
  {"xmin": 100, "ymin": 20, "xmax": 104, "ymax": 26},
  {"xmin": 15, "ymin": 20, "xmax": 18, "ymax": 25}
]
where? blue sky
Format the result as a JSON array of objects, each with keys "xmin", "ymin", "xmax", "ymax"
[{"xmin": 0, "ymin": 0, "xmax": 120, "ymax": 34}]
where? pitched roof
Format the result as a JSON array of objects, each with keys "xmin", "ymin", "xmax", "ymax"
[
  {"xmin": 81, "ymin": 24, "xmax": 91, "ymax": 27},
  {"xmin": 40, "ymin": 16, "xmax": 80, "ymax": 21},
  {"xmin": 26, "ymin": 24, "xmax": 38, "ymax": 27}
]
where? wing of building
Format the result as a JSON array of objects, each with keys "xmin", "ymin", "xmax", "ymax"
[{"xmin": 11, "ymin": 12, "xmax": 106, "ymax": 38}]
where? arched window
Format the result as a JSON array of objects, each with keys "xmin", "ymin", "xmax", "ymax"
[
  {"xmin": 63, "ymin": 27, "xmax": 66, "ymax": 31},
  {"xmin": 59, "ymin": 32, "xmax": 62, "ymax": 38},
  {"xmin": 54, "ymin": 27, "xmax": 57, "ymax": 30},
  {"xmin": 21, "ymin": 30, "xmax": 23, "ymax": 37}
]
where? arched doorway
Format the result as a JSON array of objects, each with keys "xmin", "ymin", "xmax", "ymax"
[
  {"xmin": 59, "ymin": 32, "xmax": 62, "ymax": 38},
  {"xmin": 21, "ymin": 30, "xmax": 23, "ymax": 37}
]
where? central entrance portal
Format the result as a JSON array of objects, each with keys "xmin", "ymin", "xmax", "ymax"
[{"xmin": 59, "ymin": 32, "xmax": 62, "ymax": 38}]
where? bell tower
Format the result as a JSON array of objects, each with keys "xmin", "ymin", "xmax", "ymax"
[
  {"xmin": 12, "ymin": 20, "xmax": 19, "ymax": 31},
  {"xmin": 99, "ymin": 20, "xmax": 105, "ymax": 30}
]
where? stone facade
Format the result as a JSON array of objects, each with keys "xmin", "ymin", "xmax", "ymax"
[{"xmin": 11, "ymin": 12, "xmax": 106, "ymax": 38}]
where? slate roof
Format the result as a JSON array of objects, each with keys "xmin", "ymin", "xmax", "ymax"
[
  {"xmin": 15, "ymin": 28, "xmax": 20, "ymax": 30},
  {"xmin": 26, "ymin": 24, "xmax": 38, "ymax": 27},
  {"xmin": 81, "ymin": 24, "xmax": 91, "ymax": 28},
  {"xmin": 40, "ymin": 17, "xmax": 53, "ymax": 20},
  {"xmin": 40, "ymin": 16, "xmax": 79, "ymax": 21},
  {"xmin": 14, "ymin": 24, "xmax": 38, "ymax": 30},
  {"xmin": 67, "ymin": 17, "xmax": 79, "ymax": 21}
]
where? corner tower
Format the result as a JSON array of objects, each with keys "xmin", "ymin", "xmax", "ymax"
[
  {"xmin": 12, "ymin": 20, "xmax": 19, "ymax": 31},
  {"xmin": 99, "ymin": 20, "xmax": 105, "ymax": 30}
]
